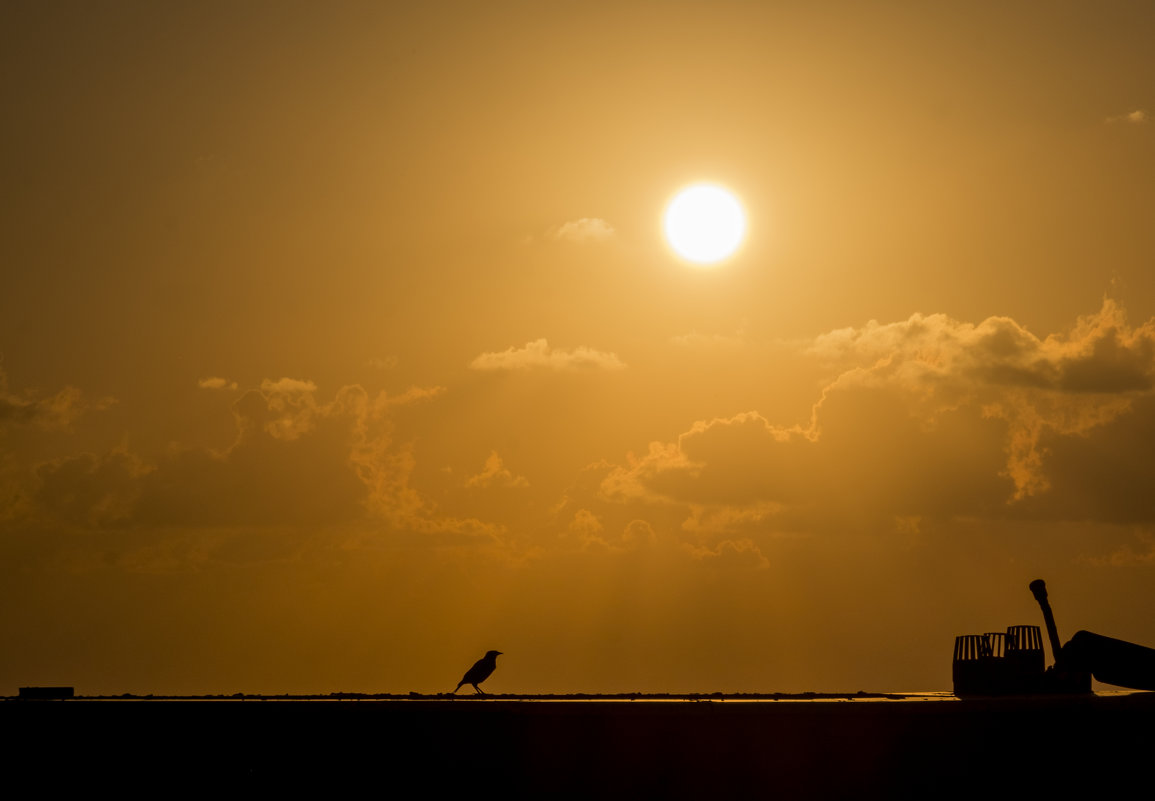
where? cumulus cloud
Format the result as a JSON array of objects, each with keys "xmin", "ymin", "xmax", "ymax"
[
  {"xmin": 600, "ymin": 412, "xmax": 805, "ymax": 508},
  {"xmin": 469, "ymin": 339, "xmax": 626, "ymax": 371},
  {"xmin": 565, "ymin": 508, "xmax": 605, "ymax": 549},
  {"xmin": 809, "ymin": 298, "xmax": 1155, "ymax": 497},
  {"xmin": 598, "ymin": 299, "xmax": 1155, "ymax": 537},
  {"xmin": 465, "ymin": 451, "xmax": 529, "ymax": 489},
  {"xmin": 569, "ymin": 508, "xmax": 604, "ymax": 535},
  {"xmin": 1020, "ymin": 392, "xmax": 1155, "ymax": 524},
  {"xmin": 1105, "ymin": 109, "xmax": 1148, "ymax": 124},
  {"xmin": 228, "ymin": 377, "xmax": 321, "ymax": 441},
  {"xmin": 198, "ymin": 376, "xmax": 238, "ymax": 390},
  {"xmin": 809, "ymin": 299, "xmax": 1155, "ymax": 395},
  {"xmin": 548, "ymin": 217, "xmax": 615, "ymax": 243},
  {"xmin": 564, "ymin": 510, "xmax": 663, "ymax": 553}
]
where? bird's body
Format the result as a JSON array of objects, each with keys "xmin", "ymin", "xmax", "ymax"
[{"xmin": 454, "ymin": 650, "xmax": 502, "ymax": 694}]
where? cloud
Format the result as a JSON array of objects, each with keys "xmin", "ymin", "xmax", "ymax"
[
  {"xmin": 1090, "ymin": 532, "xmax": 1155, "ymax": 566},
  {"xmin": 598, "ymin": 299, "xmax": 1155, "ymax": 535},
  {"xmin": 599, "ymin": 402, "xmax": 995, "ymax": 541},
  {"xmin": 368, "ymin": 356, "xmax": 399, "ymax": 371},
  {"xmin": 569, "ymin": 508, "xmax": 604, "ymax": 536},
  {"xmin": 232, "ymin": 377, "xmax": 321, "ymax": 441},
  {"xmin": 469, "ymin": 339, "xmax": 626, "ymax": 371},
  {"xmin": 548, "ymin": 217, "xmax": 615, "ymax": 243},
  {"xmin": 198, "ymin": 377, "xmax": 238, "ymax": 390},
  {"xmin": 600, "ymin": 413, "xmax": 806, "ymax": 509},
  {"xmin": 0, "ymin": 367, "xmax": 108, "ymax": 432},
  {"xmin": 1105, "ymin": 109, "xmax": 1148, "ymax": 124},
  {"xmin": 681, "ymin": 502, "xmax": 785, "ymax": 537},
  {"xmin": 32, "ymin": 448, "xmax": 152, "ymax": 528},
  {"xmin": 809, "ymin": 298, "xmax": 1155, "ymax": 395},
  {"xmin": 12, "ymin": 377, "xmax": 500, "ymax": 550},
  {"xmin": 622, "ymin": 519, "xmax": 657, "ymax": 548},
  {"xmin": 809, "ymin": 298, "xmax": 1155, "ymax": 497},
  {"xmin": 465, "ymin": 451, "xmax": 529, "ymax": 489},
  {"xmin": 565, "ymin": 508, "xmax": 605, "ymax": 549},
  {"xmin": 563, "ymin": 510, "xmax": 663, "ymax": 554},
  {"xmin": 682, "ymin": 538, "xmax": 769, "ymax": 570},
  {"xmin": 1020, "ymin": 392, "xmax": 1155, "ymax": 524}
]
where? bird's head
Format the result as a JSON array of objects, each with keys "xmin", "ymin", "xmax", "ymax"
[{"xmin": 485, "ymin": 650, "xmax": 503, "ymax": 659}]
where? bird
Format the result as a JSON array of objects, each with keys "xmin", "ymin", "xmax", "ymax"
[{"xmin": 453, "ymin": 650, "xmax": 502, "ymax": 694}]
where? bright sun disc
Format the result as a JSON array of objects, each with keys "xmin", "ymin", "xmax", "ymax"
[{"xmin": 663, "ymin": 184, "xmax": 746, "ymax": 264}]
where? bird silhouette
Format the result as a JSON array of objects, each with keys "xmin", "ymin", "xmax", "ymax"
[{"xmin": 453, "ymin": 650, "xmax": 502, "ymax": 694}]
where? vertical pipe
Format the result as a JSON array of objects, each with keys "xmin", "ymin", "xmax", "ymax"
[{"xmin": 1029, "ymin": 579, "xmax": 1064, "ymax": 666}]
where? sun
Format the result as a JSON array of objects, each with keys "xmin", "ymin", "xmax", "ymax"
[{"xmin": 663, "ymin": 183, "xmax": 746, "ymax": 265}]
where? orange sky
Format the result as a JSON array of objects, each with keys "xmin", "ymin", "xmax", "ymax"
[{"xmin": 3, "ymin": 2, "xmax": 1155, "ymax": 695}]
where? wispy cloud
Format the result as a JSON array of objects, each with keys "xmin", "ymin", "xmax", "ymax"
[
  {"xmin": 367, "ymin": 356, "xmax": 398, "ymax": 371},
  {"xmin": 469, "ymin": 339, "xmax": 626, "ymax": 371},
  {"xmin": 198, "ymin": 376, "xmax": 238, "ymax": 391},
  {"xmin": 682, "ymin": 538, "xmax": 769, "ymax": 570},
  {"xmin": 12, "ymin": 376, "xmax": 484, "ymax": 548},
  {"xmin": 1105, "ymin": 109, "xmax": 1148, "ymax": 124},
  {"xmin": 548, "ymin": 217, "xmax": 615, "ymax": 243},
  {"xmin": 0, "ymin": 366, "xmax": 108, "ymax": 431}
]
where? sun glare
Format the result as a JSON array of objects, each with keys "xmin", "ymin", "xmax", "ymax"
[{"xmin": 663, "ymin": 184, "xmax": 746, "ymax": 265}]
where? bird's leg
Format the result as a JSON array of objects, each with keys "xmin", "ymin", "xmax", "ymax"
[{"xmin": 473, "ymin": 684, "xmax": 486, "ymax": 695}]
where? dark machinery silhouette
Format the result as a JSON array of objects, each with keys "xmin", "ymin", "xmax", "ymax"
[
  {"xmin": 453, "ymin": 650, "xmax": 502, "ymax": 694},
  {"xmin": 952, "ymin": 579, "xmax": 1155, "ymax": 695}
]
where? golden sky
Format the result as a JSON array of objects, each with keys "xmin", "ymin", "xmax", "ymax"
[{"xmin": 3, "ymin": 1, "xmax": 1155, "ymax": 694}]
